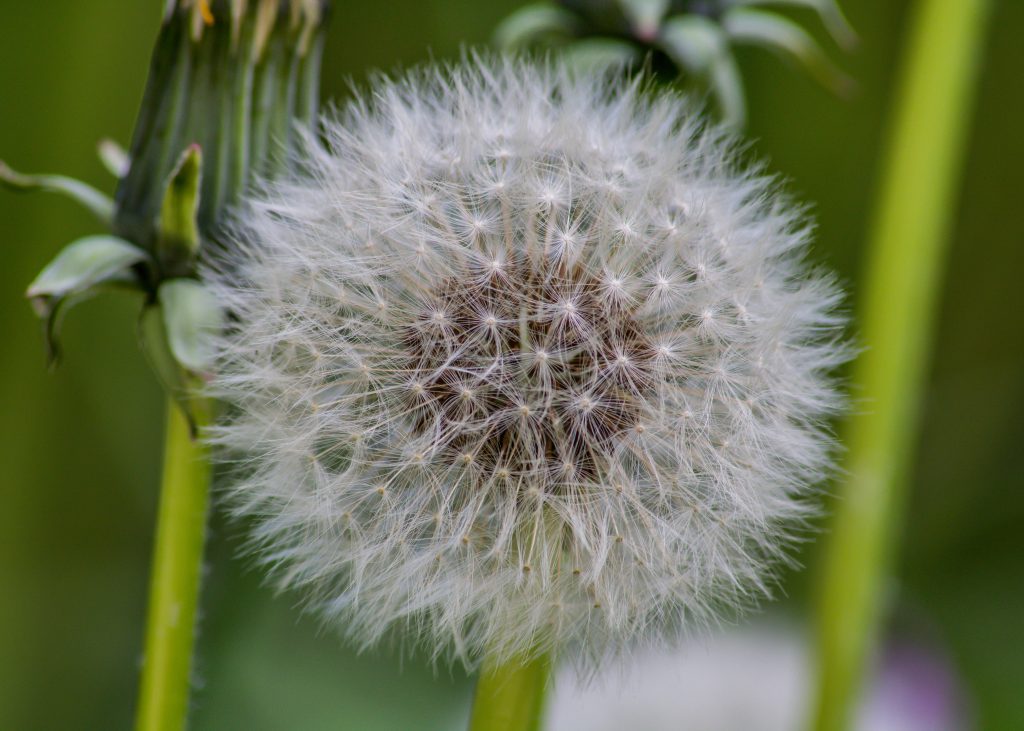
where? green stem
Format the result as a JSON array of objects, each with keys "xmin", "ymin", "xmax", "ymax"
[
  {"xmin": 135, "ymin": 397, "xmax": 213, "ymax": 731},
  {"xmin": 811, "ymin": 1, "xmax": 991, "ymax": 729},
  {"xmin": 468, "ymin": 653, "xmax": 552, "ymax": 731}
]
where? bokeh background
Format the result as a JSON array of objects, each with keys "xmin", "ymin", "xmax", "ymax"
[{"xmin": 1, "ymin": 1, "xmax": 1021, "ymax": 729}]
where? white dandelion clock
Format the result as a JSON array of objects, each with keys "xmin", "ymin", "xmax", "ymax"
[{"xmin": 207, "ymin": 57, "xmax": 847, "ymax": 669}]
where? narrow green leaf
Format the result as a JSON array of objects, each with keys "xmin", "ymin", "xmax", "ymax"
[
  {"xmin": 26, "ymin": 235, "xmax": 149, "ymax": 365},
  {"xmin": 723, "ymin": 8, "xmax": 855, "ymax": 96},
  {"xmin": 157, "ymin": 144, "xmax": 203, "ymax": 277},
  {"xmin": 0, "ymin": 160, "xmax": 114, "ymax": 224},
  {"xmin": 493, "ymin": 4, "xmax": 578, "ymax": 50},
  {"xmin": 158, "ymin": 278, "xmax": 223, "ymax": 373},
  {"xmin": 726, "ymin": 0, "xmax": 858, "ymax": 50}
]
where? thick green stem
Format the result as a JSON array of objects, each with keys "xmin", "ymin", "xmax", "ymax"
[
  {"xmin": 811, "ymin": 1, "xmax": 991, "ymax": 729},
  {"xmin": 468, "ymin": 653, "xmax": 552, "ymax": 731},
  {"xmin": 135, "ymin": 398, "xmax": 213, "ymax": 731}
]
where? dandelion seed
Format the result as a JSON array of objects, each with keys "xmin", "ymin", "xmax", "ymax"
[{"xmin": 207, "ymin": 57, "xmax": 847, "ymax": 669}]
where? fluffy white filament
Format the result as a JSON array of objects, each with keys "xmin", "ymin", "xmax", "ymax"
[{"xmin": 207, "ymin": 57, "xmax": 847, "ymax": 668}]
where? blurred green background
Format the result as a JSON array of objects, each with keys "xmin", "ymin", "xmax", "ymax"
[{"xmin": 1, "ymin": 1, "xmax": 1021, "ymax": 729}]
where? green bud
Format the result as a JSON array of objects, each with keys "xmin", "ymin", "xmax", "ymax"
[
  {"xmin": 115, "ymin": 0, "xmax": 331, "ymax": 252},
  {"xmin": 10, "ymin": 0, "xmax": 328, "ymax": 395}
]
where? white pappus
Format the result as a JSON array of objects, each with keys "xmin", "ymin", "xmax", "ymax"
[{"xmin": 206, "ymin": 56, "xmax": 848, "ymax": 669}]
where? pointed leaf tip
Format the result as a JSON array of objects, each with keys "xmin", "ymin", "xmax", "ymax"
[{"xmin": 158, "ymin": 145, "xmax": 203, "ymax": 278}]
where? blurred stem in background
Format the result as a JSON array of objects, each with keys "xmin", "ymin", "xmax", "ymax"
[
  {"xmin": 812, "ymin": 0, "xmax": 991, "ymax": 729},
  {"xmin": 468, "ymin": 653, "xmax": 551, "ymax": 731}
]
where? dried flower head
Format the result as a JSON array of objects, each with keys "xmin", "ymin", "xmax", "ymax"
[{"xmin": 208, "ymin": 57, "xmax": 847, "ymax": 668}]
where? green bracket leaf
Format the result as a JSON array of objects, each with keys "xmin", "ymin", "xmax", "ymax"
[
  {"xmin": 26, "ymin": 235, "xmax": 149, "ymax": 366},
  {"xmin": 0, "ymin": 160, "xmax": 114, "ymax": 224},
  {"xmin": 494, "ymin": 4, "xmax": 578, "ymax": 49},
  {"xmin": 158, "ymin": 278, "xmax": 223, "ymax": 374},
  {"xmin": 660, "ymin": 15, "xmax": 747, "ymax": 128},
  {"xmin": 157, "ymin": 144, "xmax": 203, "ymax": 278},
  {"xmin": 140, "ymin": 301, "xmax": 200, "ymax": 433},
  {"xmin": 723, "ymin": 8, "xmax": 855, "ymax": 96},
  {"xmin": 139, "ymin": 278, "xmax": 222, "ymax": 432}
]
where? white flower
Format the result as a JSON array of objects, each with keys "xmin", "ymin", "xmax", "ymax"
[{"xmin": 207, "ymin": 56, "xmax": 847, "ymax": 668}]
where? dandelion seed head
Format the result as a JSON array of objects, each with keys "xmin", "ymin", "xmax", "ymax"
[{"xmin": 207, "ymin": 57, "xmax": 848, "ymax": 669}]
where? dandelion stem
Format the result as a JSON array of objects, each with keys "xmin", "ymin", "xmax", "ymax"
[
  {"xmin": 135, "ymin": 397, "xmax": 213, "ymax": 731},
  {"xmin": 812, "ymin": 0, "xmax": 991, "ymax": 728},
  {"xmin": 468, "ymin": 652, "xmax": 551, "ymax": 731}
]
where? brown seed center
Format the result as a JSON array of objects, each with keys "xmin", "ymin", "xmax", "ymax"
[{"xmin": 402, "ymin": 257, "xmax": 655, "ymax": 484}]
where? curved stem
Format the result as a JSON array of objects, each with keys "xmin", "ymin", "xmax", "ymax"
[
  {"xmin": 135, "ymin": 397, "xmax": 213, "ymax": 731},
  {"xmin": 468, "ymin": 652, "xmax": 552, "ymax": 731},
  {"xmin": 811, "ymin": 1, "xmax": 991, "ymax": 729}
]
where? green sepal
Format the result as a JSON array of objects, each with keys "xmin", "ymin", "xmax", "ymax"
[
  {"xmin": 139, "ymin": 302, "xmax": 200, "ymax": 434},
  {"xmin": 660, "ymin": 15, "xmax": 746, "ymax": 128},
  {"xmin": 493, "ymin": 4, "xmax": 578, "ymax": 50},
  {"xmin": 158, "ymin": 278, "xmax": 223, "ymax": 374},
  {"xmin": 157, "ymin": 145, "xmax": 203, "ymax": 278},
  {"xmin": 0, "ymin": 160, "xmax": 114, "ymax": 224},
  {"xmin": 26, "ymin": 235, "xmax": 150, "ymax": 366},
  {"xmin": 139, "ymin": 278, "xmax": 222, "ymax": 434},
  {"xmin": 723, "ymin": 8, "xmax": 855, "ymax": 96}
]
